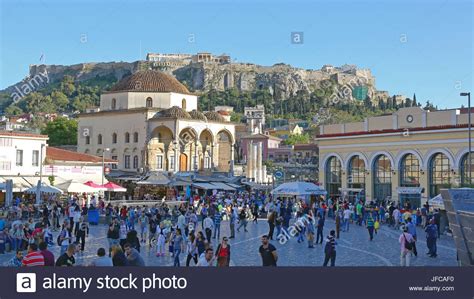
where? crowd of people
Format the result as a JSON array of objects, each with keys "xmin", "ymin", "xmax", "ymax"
[{"xmin": 0, "ymin": 191, "xmax": 444, "ymax": 267}]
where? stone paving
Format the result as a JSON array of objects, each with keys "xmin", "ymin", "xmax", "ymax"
[{"xmin": 0, "ymin": 217, "xmax": 458, "ymax": 267}]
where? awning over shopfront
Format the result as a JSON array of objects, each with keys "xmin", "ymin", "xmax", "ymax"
[
  {"xmin": 242, "ymin": 181, "xmax": 272, "ymax": 190},
  {"xmin": 0, "ymin": 177, "xmax": 34, "ymax": 192},
  {"xmin": 24, "ymin": 182, "xmax": 63, "ymax": 195},
  {"xmin": 136, "ymin": 172, "xmax": 171, "ymax": 186},
  {"xmin": 192, "ymin": 182, "xmax": 216, "ymax": 190},
  {"xmin": 209, "ymin": 182, "xmax": 236, "ymax": 191}
]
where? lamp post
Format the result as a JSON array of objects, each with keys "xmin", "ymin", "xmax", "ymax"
[
  {"xmin": 101, "ymin": 148, "xmax": 110, "ymax": 186},
  {"xmin": 36, "ymin": 143, "xmax": 46, "ymax": 205},
  {"xmin": 461, "ymin": 92, "xmax": 471, "ymax": 185}
]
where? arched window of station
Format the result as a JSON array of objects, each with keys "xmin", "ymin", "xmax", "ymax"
[
  {"xmin": 428, "ymin": 153, "xmax": 451, "ymax": 199},
  {"xmin": 97, "ymin": 134, "xmax": 103, "ymax": 145},
  {"xmin": 111, "ymin": 98, "xmax": 116, "ymax": 110},
  {"xmin": 460, "ymin": 152, "xmax": 474, "ymax": 187},
  {"xmin": 146, "ymin": 97, "xmax": 153, "ymax": 108},
  {"xmin": 182, "ymin": 98, "xmax": 187, "ymax": 110},
  {"xmin": 372, "ymin": 155, "xmax": 392, "ymax": 203},
  {"xmin": 347, "ymin": 155, "xmax": 366, "ymax": 202},
  {"xmin": 125, "ymin": 132, "xmax": 130, "ymax": 143},
  {"xmin": 399, "ymin": 153, "xmax": 421, "ymax": 209},
  {"xmin": 325, "ymin": 156, "xmax": 341, "ymax": 199}
]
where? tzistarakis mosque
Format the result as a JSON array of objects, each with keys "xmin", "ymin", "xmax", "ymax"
[
  {"xmin": 77, "ymin": 70, "xmax": 235, "ymax": 174},
  {"xmin": 317, "ymin": 106, "xmax": 473, "ymax": 208}
]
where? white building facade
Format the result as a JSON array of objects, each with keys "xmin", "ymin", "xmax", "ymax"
[{"xmin": 77, "ymin": 70, "xmax": 236, "ymax": 174}]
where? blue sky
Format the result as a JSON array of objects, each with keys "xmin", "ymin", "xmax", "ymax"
[{"xmin": 0, "ymin": 0, "xmax": 472, "ymax": 108}]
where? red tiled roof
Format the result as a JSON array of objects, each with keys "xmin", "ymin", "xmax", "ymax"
[
  {"xmin": 46, "ymin": 147, "xmax": 117, "ymax": 163},
  {"xmin": 317, "ymin": 124, "xmax": 469, "ymax": 138},
  {"xmin": 0, "ymin": 131, "xmax": 48, "ymax": 139}
]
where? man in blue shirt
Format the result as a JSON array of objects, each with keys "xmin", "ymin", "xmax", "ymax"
[
  {"xmin": 213, "ymin": 212, "xmax": 222, "ymax": 240},
  {"xmin": 425, "ymin": 219, "xmax": 438, "ymax": 258},
  {"xmin": 406, "ymin": 217, "xmax": 418, "ymax": 256}
]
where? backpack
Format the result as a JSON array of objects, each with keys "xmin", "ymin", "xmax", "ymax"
[
  {"xmin": 403, "ymin": 233, "xmax": 413, "ymax": 251},
  {"xmin": 324, "ymin": 239, "xmax": 333, "ymax": 255}
]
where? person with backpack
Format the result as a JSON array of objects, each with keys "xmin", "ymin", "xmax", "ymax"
[
  {"xmin": 399, "ymin": 225, "xmax": 415, "ymax": 266},
  {"xmin": 58, "ymin": 223, "xmax": 71, "ymax": 256},
  {"xmin": 425, "ymin": 219, "xmax": 438, "ymax": 258},
  {"xmin": 323, "ymin": 230, "xmax": 337, "ymax": 267}
]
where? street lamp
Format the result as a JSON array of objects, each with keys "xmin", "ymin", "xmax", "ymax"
[
  {"xmin": 36, "ymin": 143, "xmax": 46, "ymax": 205},
  {"xmin": 461, "ymin": 92, "xmax": 471, "ymax": 185},
  {"xmin": 101, "ymin": 148, "xmax": 110, "ymax": 186}
]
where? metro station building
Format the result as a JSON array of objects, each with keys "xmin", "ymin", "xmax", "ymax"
[{"xmin": 317, "ymin": 107, "xmax": 473, "ymax": 208}]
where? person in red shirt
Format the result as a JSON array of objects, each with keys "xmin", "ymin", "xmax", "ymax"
[{"xmin": 22, "ymin": 244, "xmax": 45, "ymax": 267}]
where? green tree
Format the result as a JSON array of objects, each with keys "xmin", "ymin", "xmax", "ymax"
[
  {"xmin": 60, "ymin": 75, "xmax": 76, "ymax": 97},
  {"xmin": 41, "ymin": 117, "xmax": 78, "ymax": 146},
  {"xmin": 4, "ymin": 105, "xmax": 23, "ymax": 115},
  {"xmin": 51, "ymin": 91, "xmax": 69, "ymax": 111},
  {"xmin": 283, "ymin": 133, "xmax": 311, "ymax": 145}
]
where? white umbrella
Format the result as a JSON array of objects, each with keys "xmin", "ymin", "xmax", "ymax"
[
  {"xmin": 25, "ymin": 182, "xmax": 63, "ymax": 195},
  {"xmin": 271, "ymin": 181, "xmax": 327, "ymax": 196},
  {"xmin": 428, "ymin": 194, "xmax": 445, "ymax": 210},
  {"xmin": 55, "ymin": 180, "xmax": 98, "ymax": 193}
]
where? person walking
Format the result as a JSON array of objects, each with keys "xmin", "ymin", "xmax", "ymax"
[
  {"xmin": 343, "ymin": 207, "xmax": 351, "ymax": 232},
  {"xmin": 185, "ymin": 233, "xmax": 198, "ymax": 266},
  {"xmin": 173, "ymin": 228, "xmax": 184, "ymax": 267},
  {"xmin": 335, "ymin": 208, "xmax": 342, "ymax": 239},
  {"xmin": 203, "ymin": 215, "xmax": 214, "ymax": 242},
  {"xmin": 406, "ymin": 217, "xmax": 418, "ymax": 256},
  {"xmin": 267, "ymin": 210, "xmax": 276, "ymax": 240},
  {"xmin": 323, "ymin": 230, "xmax": 337, "ymax": 267},
  {"xmin": 229, "ymin": 207, "xmax": 237, "ymax": 239},
  {"xmin": 259, "ymin": 235, "xmax": 277, "ymax": 266},
  {"xmin": 237, "ymin": 207, "xmax": 248, "ymax": 232},
  {"xmin": 75, "ymin": 217, "xmax": 89, "ymax": 253},
  {"xmin": 156, "ymin": 230, "xmax": 166, "ymax": 257},
  {"xmin": 213, "ymin": 211, "xmax": 222, "ymax": 239},
  {"xmin": 316, "ymin": 214, "xmax": 325, "ymax": 244},
  {"xmin": 58, "ymin": 223, "xmax": 71, "ymax": 256},
  {"xmin": 399, "ymin": 225, "xmax": 415, "ymax": 266},
  {"xmin": 425, "ymin": 219, "xmax": 438, "ymax": 258},
  {"xmin": 138, "ymin": 213, "xmax": 149, "ymax": 243},
  {"xmin": 366, "ymin": 215, "xmax": 375, "ymax": 241},
  {"xmin": 107, "ymin": 218, "xmax": 120, "ymax": 256},
  {"xmin": 306, "ymin": 217, "xmax": 315, "ymax": 248},
  {"xmin": 216, "ymin": 237, "xmax": 231, "ymax": 267}
]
